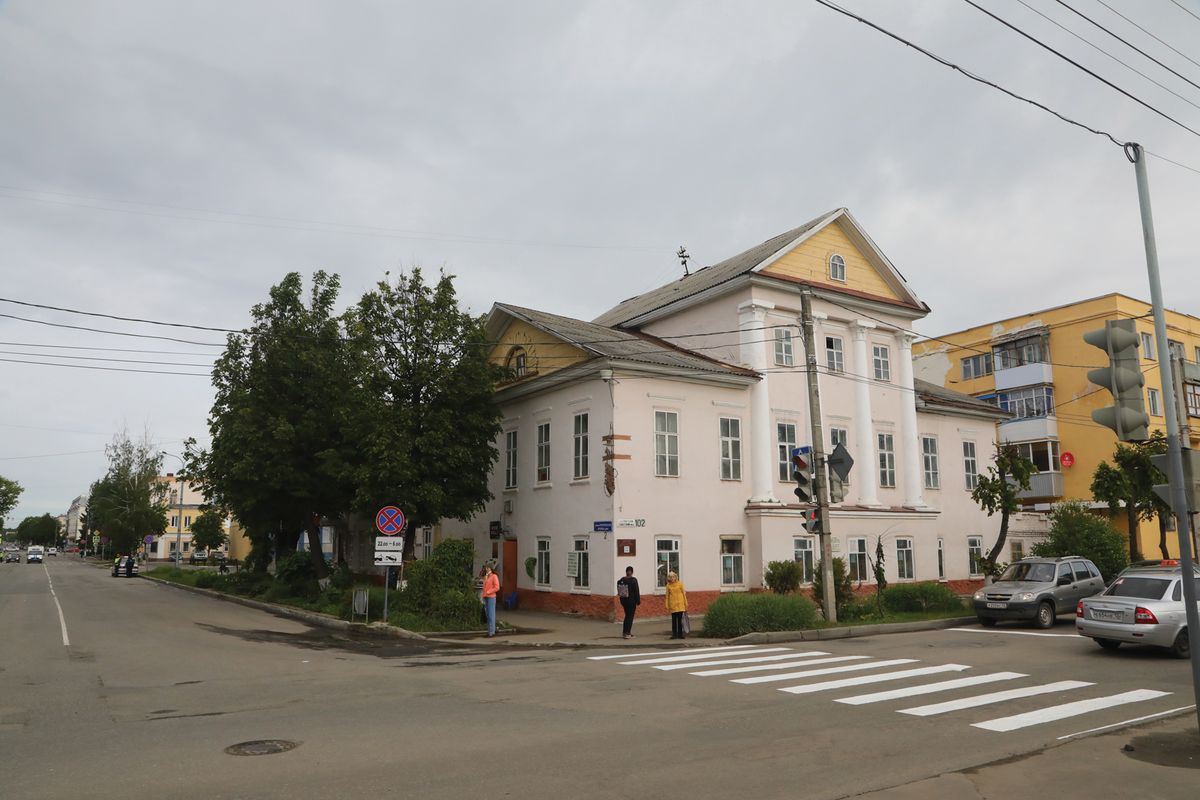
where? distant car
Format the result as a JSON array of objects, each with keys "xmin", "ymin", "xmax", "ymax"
[
  {"xmin": 47, "ymin": 547, "xmax": 58, "ymax": 557},
  {"xmin": 111, "ymin": 556, "xmax": 139, "ymax": 578},
  {"xmin": 189, "ymin": 550, "xmax": 208, "ymax": 565},
  {"xmin": 26, "ymin": 546, "xmax": 44, "ymax": 564},
  {"xmin": 3, "ymin": 552, "xmax": 19, "ymax": 563},
  {"xmin": 1077, "ymin": 565, "xmax": 1197, "ymax": 658},
  {"xmin": 973, "ymin": 556, "xmax": 1106, "ymax": 629}
]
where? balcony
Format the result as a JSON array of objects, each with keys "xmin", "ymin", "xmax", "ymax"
[
  {"xmin": 1000, "ymin": 415, "xmax": 1058, "ymax": 443},
  {"xmin": 1017, "ymin": 471, "xmax": 1064, "ymax": 501},
  {"xmin": 994, "ymin": 361, "xmax": 1054, "ymax": 391}
]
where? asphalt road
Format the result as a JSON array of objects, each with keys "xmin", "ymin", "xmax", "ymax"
[{"xmin": 2, "ymin": 558, "xmax": 1195, "ymax": 800}]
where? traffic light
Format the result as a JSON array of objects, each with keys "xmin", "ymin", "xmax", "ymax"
[
  {"xmin": 1083, "ymin": 319, "xmax": 1149, "ymax": 442},
  {"xmin": 791, "ymin": 446, "xmax": 813, "ymax": 503},
  {"xmin": 802, "ymin": 508, "xmax": 821, "ymax": 534},
  {"xmin": 1150, "ymin": 450, "xmax": 1200, "ymax": 512}
]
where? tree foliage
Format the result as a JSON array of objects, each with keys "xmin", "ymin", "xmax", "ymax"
[
  {"xmin": 812, "ymin": 557, "xmax": 854, "ymax": 617},
  {"xmin": 0, "ymin": 474, "xmax": 23, "ymax": 528},
  {"xmin": 87, "ymin": 433, "xmax": 168, "ymax": 556},
  {"xmin": 1090, "ymin": 433, "xmax": 1169, "ymax": 561},
  {"xmin": 17, "ymin": 514, "xmax": 58, "ymax": 547},
  {"xmin": 764, "ymin": 560, "xmax": 803, "ymax": 594},
  {"xmin": 188, "ymin": 508, "xmax": 228, "ymax": 553},
  {"xmin": 971, "ymin": 442, "xmax": 1036, "ymax": 575},
  {"xmin": 1030, "ymin": 500, "xmax": 1128, "ymax": 580}
]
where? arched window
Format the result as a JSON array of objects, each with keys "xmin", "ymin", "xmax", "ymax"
[
  {"xmin": 506, "ymin": 346, "xmax": 528, "ymax": 378},
  {"xmin": 829, "ymin": 254, "xmax": 847, "ymax": 282}
]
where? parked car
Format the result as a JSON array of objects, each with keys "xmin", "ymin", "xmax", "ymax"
[
  {"xmin": 46, "ymin": 547, "xmax": 58, "ymax": 557},
  {"xmin": 1077, "ymin": 565, "xmax": 1197, "ymax": 658},
  {"xmin": 973, "ymin": 556, "xmax": 1106, "ymax": 629},
  {"xmin": 111, "ymin": 556, "xmax": 139, "ymax": 578},
  {"xmin": 189, "ymin": 549, "xmax": 208, "ymax": 565}
]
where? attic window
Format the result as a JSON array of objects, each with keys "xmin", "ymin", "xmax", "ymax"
[
  {"xmin": 506, "ymin": 346, "xmax": 528, "ymax": 378},
  {"xmin": 829, "ymin": 254, "xmax": 847, "ymax": 282}
]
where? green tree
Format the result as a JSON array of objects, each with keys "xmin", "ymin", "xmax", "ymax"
[
  {"xmin": 17, "ymin": 514, "xmax": 58, "ymax": 547},
  {"xmin": 0, "ymin": 474, "xmax": 23, "ymax": 529},
  {"xmin": 85, "ymin": 433, "xmax": 168, "ymax": 555},
  {"xmin": 188, "ymin": 508, "xmax": 228, "ymax": 554},
  {"xmin": 191, "ymin": 272, "xmax": 357, "ymax": 576},
  {"xmin": 1090, "ymin": 434, "xmax": 1169, "ymax": 562},
  {"xmin": 971, "ymin": 442, "xmax": 1036, "ymax": 576},
  {"xmin": 1030, "ymin": 500, "xmax": 1128, "ymax": 580},
  {"xmin": 347, "ymin": 268, "xmax": 503, "ymax": 562},
  {"xmin": 812, "ymin": 557, "xmax": 854, "ymax": 618}
]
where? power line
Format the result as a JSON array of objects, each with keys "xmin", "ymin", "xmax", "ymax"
[
  {"xmin": 1099, "ymin": 0, "xmax": 1200, "ymax": 72},
  {"xmin": 1170, "ymin": 0, "xmax": 1200, "ymax": 24},
  {"xmin": 0, "ymin": 295, "xmax": 241, "ymax": 335},
  {"xmin": 0, "ymin": 311, "xmax": 226, "ymax": 347},
  {"xmin": 0, "ymin": 349, "xmax": 214, "ymax": 368},
  {"xmin": 0, "ymin": 356, "xmax": 211, "ymax": 377},
  {"xmin": 0, "ymin": 340, "xmax": 218, "ymax": 357}
]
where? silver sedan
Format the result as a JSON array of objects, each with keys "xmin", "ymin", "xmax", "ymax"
[{"xmin": 1076, "ymin": 566, "xmax": 1198, "ymax": 659}]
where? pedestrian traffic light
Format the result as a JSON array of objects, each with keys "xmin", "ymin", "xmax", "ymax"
[
  {"xmin": 802, "ymin": 508, "xmax": 821, "ymax": 534},
  {"xmin": 791, "ymin": 447, "xmax": 813, "ymax": 503},
  {"xmin": 1083, "ymin": 319, "xmax": 1149, "ymax": 442},
  {"xmin": 828, "ymin": 474, "xmax": 846, "ymax": 504}
]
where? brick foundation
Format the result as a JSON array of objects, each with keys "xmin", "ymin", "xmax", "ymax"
[{"xmin": 515, "ymin": 588, "xmax": 727, "ymax": 621}]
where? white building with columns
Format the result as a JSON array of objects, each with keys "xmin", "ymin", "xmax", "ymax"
[{"xmin": 438, "ymin": 208, "xmax": 1016, "ymax": 619}]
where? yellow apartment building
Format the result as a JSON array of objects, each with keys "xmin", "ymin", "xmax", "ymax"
[{"xmin": 914, "ymin": 293, "xmax": 1200, "ymax": 559}]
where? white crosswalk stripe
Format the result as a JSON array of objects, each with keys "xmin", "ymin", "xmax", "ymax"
[
  {"xmin": 689, "ymin": 654, "xmax": 859, "ymax": 677},
  {"xmin": 972, "ymin": 689, "xmax": 1172, "ymax": 732},
  {"xmin": 656, "ymin": 650, "xmax": 830, "ymax": 671},
  {"xmin": 836, "ymin": 672, "xmax": 1027, "ymax": 705},
  {"xmin": 898, "ymin": 680, "xmax": 1094, "ymax": 717},
  {"xmin": 778, "ymin": 664, "xmax": 971, "ymax": 695},
  {"xmin": 586, "ymin": 645, "xmax": 760, "ymax": 661},
  {"xmin": 620, "ymin": 647, "xmax": 792, "ymax": 666},
  {"xmin": 732, "ymin": 658, "xmax": 919, "ymax": 685}
]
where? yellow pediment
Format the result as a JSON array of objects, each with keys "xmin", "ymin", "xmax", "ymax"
[
  {"xmin": 489, "ymin": 318, "xmax": 590, "ymax": 381},
  {"xmin": 759, "ymin": 221, "xmax": 903, "ymax": 303}
]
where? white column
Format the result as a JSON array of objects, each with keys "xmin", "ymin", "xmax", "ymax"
[
  {"xmin": 850, "ymin": 321, "xmax": 881, "ymax": 507},
  {"xmin": 738, "ymin": 300, "xmax": 779, "ymax": 504},
  {"xmin": 897, "ymin": 331, "xmax": 926, "ymax": 508}
]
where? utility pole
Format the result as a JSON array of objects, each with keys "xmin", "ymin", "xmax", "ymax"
[
  {"xmin": 1127, "ymin": 143, "xmax": 1200, "ymax": 735},
  {"xmin": 800, "ymin": 288, "xmax": 836, "ymax": 623}
]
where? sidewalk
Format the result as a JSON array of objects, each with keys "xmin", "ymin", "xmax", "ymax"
[{"xmin": 435, "ymin": 608, "xmax": 688, "ymax": 646}]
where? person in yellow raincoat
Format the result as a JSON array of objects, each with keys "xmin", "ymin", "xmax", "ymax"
[{"xmin": 664, "ymin": 571, "xmax": 688, "ymax": 639}]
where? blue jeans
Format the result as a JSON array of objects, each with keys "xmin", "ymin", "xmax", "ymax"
[{"xmin": 484, "ymin": 596, "xmax": 497, "ymax": 636}]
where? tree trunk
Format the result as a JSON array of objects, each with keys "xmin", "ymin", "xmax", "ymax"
[
  {"xmin": 1157, "ymin": 514, "xmax": 1170, "ymax": 560},
  {"xmin": 985, "ymin": 509, "xmax": 1010, "ymax": 570},
  {"xmin": 1127, "ymin": 505, "xmax": 1141, "ymax": 562},
  {"xmin": 305, "ymin": 513, "xmax": 329, "ymax": 578}
]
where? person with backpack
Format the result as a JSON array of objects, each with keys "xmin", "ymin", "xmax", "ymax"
[{"xmin": 616, "ymin": 566, "xmax": 640, "ymax": 639}]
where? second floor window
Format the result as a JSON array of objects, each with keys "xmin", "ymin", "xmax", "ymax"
[
  {"xmin": 877, "ymin": 432, "xmax": 896, "ymax": 488},
  {"xmin": 504, "ymin": 430, "xmax": 518, "ymax": 489},
  {"xmin": 655, "ymin": 411, "xmax": 679, "ymax": 477},
  {"xmin": 719, "ymin": 417, "xmax": 742, "ymax": 480},
  {"xmin": 963, "ymin": 441, "xmax": 979, "ymax": 490},
  {"xmin": 826, "ymin": 336, "xmax": 844, "ymax": 373},
  {"xmin": 1012, "ymin": 440, "xmax": 1060, "ymax": 473},
  {"xmin": 573, "ymin": 413, "xmax": 589, "ymax": 480},
  {"xmin": 873, "ymin": 345, "xmax": 891, "ymax": 381},
  {"xmin": 775, "ymin": 329, "xmax": 794, "ymax": 366},
  {"xmin": 777, "ymin": 422, "xmax": 797, "ymax": 481},
  {"xmin": 961, "ymin": 353, "xmax": 993, "ymax": 380},
  {"xmin": 997, "ymin": 385, "xmax": 1055, "ymax": 419},
  {"xmin": 1148, "ymin": 387, "xmax": 1162, "ymax": 416},
  {"xmin": 1141, "ymin": 332, "xmax": 1156, "ymax": 360},
  {"xmin": 921, "ymin": 436, "xmax": 940, "ymax": 489},
  {"xmin": 536, "ymin": 422, "xmax": 551, "ymax": 483}
]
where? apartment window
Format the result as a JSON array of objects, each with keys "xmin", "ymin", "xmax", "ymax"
[
  {"xmin": 777, "ymin": 422, "xmax": 798, "ymax": 481},
  {"xmin": 1186, "ymin": 383, "xmax": 1200, "ymax": 417},
  {"xmin": 536, "ymin": 422, "xmax": 551, "ymax": 483},
  {"xmin": 997, "ymin": 385, "xmax": 1055, "ymax": 419},
  {"xmin": 656, "ymin": 538, "xmax": 680, "ymax": 588},
  {"xmin": 829, "ymin": 253, "xmax": 847, "ymax": 281},
  {"xmin": 1168, "ymin": 340, "xmax": 1185, "ymax": 360},
  {"xmin": 184, "ymin": 515, "xmax": 192, "ymax": 529},
  {"xmin": 961, "ymin": 353, "xmax": 993, "ymax": 380},
  {"xmin": 847, "ymin": 538, "xmax": 868, "ymax": 582},
  {"xmin": 719, "ymin": 417, "xmax": 742, "ymax": 480},
  {"xmin": 170, "ymin": 515, "xmax": 179, "ymax": 529},
  {"xmin": 963, "ymin": 441, "xmax": 979, "ymax": 490},
  {"xmin": 536, "ymin": 538, "xmax": 551, "ymax": 586},
  {"xmin": 877, "ymin": 432, "xmax": 896, "ymax": 488},
  {"xmin": 774, "ymin": 328, "xmax": 794, "ymax": 367},
  {"xmin": 968, "ymin": 536, "xmax": 984, "ymax": 577},
  {"xmin": 1011, "ymin": 540, "xmax": 1025, "ymax": 561},
  {"xmin": 720, "ymin": 539, "xmax": 744, "ymax": 586},
  {"xmin": 872, "ymin": 345, "xmax": 891, "ymax": 381},
  {"xmin": 573, "ymin": 413, "xmax": 589, "ymax": 480},
  {"xmin": 572, "ymin": 539, "xmax": 589, "ymax": 589},
  {"xmin": 1012, "ymin": 440, "xmax": 1060, "ymax": 472},
  {"xmin": 655, "ymin": 411, "xmax": 680, "ymax": 477},
  {"xmin": 418, "ymin": 527, "xmax": 433, "ymax": 560},
  {"xmin": 937, "ymin": 538, "xmax": 945, "ymax": 580},
  {"xmin": 826, "ymin": 336, "xmax": 845, "ymax": 373},
  {"xmin": 1141, "ymin": 332, "xmax": 1156, "ymax": 360},
  {"xmin": 896, "ymin": 538, "xmax": 914, "ymax": 580},
  {"xmin": 504, "ymin": 430, "xmax": 518, "ymax": 489},
  {"xmin": 1195, "ymin": 345, "xmax": 1200, "ymax": 365},
  {"xmin": 1148, "ymin": 388, "xmax": 1161, "ymax": 416},
  {"xmin": 921, "ymin": 436, "xmax": 940, "ymax": 489},
  {"xmin": 793, "ymin": 537, "xmax": 815, "ymax": 583},
  {"xmin": 993, "ymin": 334, "xmax": 1048, "ymax": 369}
]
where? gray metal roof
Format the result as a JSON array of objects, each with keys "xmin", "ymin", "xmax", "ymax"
[{"xmin": 914, "ymin": 378, "xmax": 1009, "ymax": 418}]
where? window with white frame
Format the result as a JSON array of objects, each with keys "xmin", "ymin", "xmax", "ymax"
[
  {"xmin": 1168, "ymin": 340, "xmax": 1185, "ymax": 360},
  {"xmin": 504, "ymin": 430, "xmax": 518, "ymax": 489},
  {"xmin": 937, "ymin": 537, "xmax": 945, "ymax": 580},
  {"xmin": 829, "ymin": 253, "xmax": 847, "ymax": 281},
  {"xmin": 184, "ymin": 515, "xmax": 192, "ymax": 529},
  {"xmin": 774, "ymin": 328, "xmax": 794, "ymax": 366},
  {"xmin": 896, "ymin": 537, "xmax": 914, "ymax": 580},
  {"xmin": 963, "ymin": 441, "xmax": 979, "ymax": 490},
  {"xmin": 655, "ymin": 411, "xmax": 679, "ymax": 477},
  {"xmin": 996, "ymin": 385, "xmax": 1055, "ymax": 419},
  {"xmin": 536, "ymin": 422, "xmax": 551, "ymax": 483},
  {"xmin": 961, "ymin": 353, "xmax": 993, "ymax": 380},
  {"xmin": 793, "ymin": 537, "xmax": 815, "ymax": 583},
  {"xmin": 1148, "ymin": 387, "xmax": 1162, "ymax": 416},
  {"xmin": 170, "ymin": 515, "xmax": 179, "ymax": 529},
  {"xmin": 921, "ymin": 436, "xmax": 940, "ymax": 489},
  {"xmin": 847, "ymin": 538, "xmax": 868, "ymax": 582},
  {"xmin": 719, "ymin": 417, "xmax": 742, "ymax": 480},
  {"xmin": 968, "ymin": 535, "xmax": 984, "ymax": 576},
  {"xmin": 872, "ymin": 345, "xmax": 891, "ymax": 381},
  {"xmin": 777, "ymin": 422, "xmax": 797, "ymax": 481},
  {"xmin": 877, "ymin": 432, "xmax": 896, "ymax": 488},
  {"xmin": 572, "ymin": 538, "xmax": 589, "ymax": 589},
  {"xmin": 720, "ymin": 538, "xmax": 744, "ymax": 586},
  {"xmin": 1195, "ymin": 345, "xmax": 1200, "ymax": 365},
  {"xmin": 656, "ymin": 538, "xmax": 680, "ymax": 588},
  {"xmin": 825, "ymin": 336, "xmax": 844, "ymax": 373},
  {"xmin": 418, "ymin": 527, "xmax": 433, "ymax": 560},
  {"xmin": 1187, "ymin": 383, "xmax": 1200, "ymax": 418},
  {"xmin": 573, "ymin": 413, "xmax": 589, "ymax": 480},
  {"xmin": 1010, "ymin": 540, "xmax": 1025, "ymax": 561},
  {"xmin": 536, "ymin": 538, "xmax": 551, "ymax": 586},
  {"xmin": 1012, "ymin": 440, "xmax": 1060, "ymax": 473},
  {"xmin": 993, "ymin": 335, "xmax": 1048, "ymax": 369},
  {"xmin": 1141, "ymin": 332, "xmax": 1156, "ymax": 360}
]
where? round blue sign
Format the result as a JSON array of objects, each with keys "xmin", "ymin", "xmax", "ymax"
[{"xmin": 376, "ymin": 506, "xmax": 406, "ymax": 535}]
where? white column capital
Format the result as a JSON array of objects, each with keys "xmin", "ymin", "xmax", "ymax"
[
  {"xmin": 849, "ymin": 320, "xmax": 876, "ymax": 340},
  {"xmin": 896, "ymin": 330, "xmax": 918, "ymax": 351},
  {"xmin": 737, "ymin": 300, "xmax": 776, "ymax": 323}
]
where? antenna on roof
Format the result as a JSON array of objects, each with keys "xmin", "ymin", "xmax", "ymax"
[{"xmin": 676, "ymin": 246, "xmax": 690, "ymax": 277}]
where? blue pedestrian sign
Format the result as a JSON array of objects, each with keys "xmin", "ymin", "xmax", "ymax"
[{"xmin": 376, "ymin": 506, "xmax": 407, "ymax": 535}]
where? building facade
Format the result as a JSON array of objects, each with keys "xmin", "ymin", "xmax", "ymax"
[{"xmin": 439, "ymin": 208, "xmax": 1021, "ymax": 619}]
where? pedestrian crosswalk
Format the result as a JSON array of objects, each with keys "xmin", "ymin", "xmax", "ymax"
[{"xmin": 585, "ymin": 644, "xmax": 1175, "ymax": 734}]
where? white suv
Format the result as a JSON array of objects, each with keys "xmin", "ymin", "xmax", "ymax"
[{"xmin": 27, "ymin": 546, "xmax": 44, "ymax": 564}]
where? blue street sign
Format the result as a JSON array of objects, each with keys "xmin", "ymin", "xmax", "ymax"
[{"xmin": 593, "ymin": 520, "xmax": 613, "ymax": 533}]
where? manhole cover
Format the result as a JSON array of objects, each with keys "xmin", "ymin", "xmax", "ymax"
[{"xmin": 224, "ymin": 739, "xmax": 300, "ymax": 757}]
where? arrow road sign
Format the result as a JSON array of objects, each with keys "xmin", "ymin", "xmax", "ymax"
[
  {"xmin": 827, "ymin": 442, "xmax": 855, "ymax": 482},
  {"xmin": 376, "ymin": 506, "xmax": 406, "ymax": 535}
]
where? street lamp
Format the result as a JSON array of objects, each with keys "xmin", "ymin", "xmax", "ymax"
[{"xmin": 161, "ymin": 451, "xmax": 185, "ymax": 564}]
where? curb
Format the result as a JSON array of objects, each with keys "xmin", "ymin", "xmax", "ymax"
[{"xmin": 727, "ymin": 616, "xmax": 979, "ymax": 644}]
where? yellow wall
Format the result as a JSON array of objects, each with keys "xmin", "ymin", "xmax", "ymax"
[
  {"xmin": 489, "ymin": 318, "xmax": 590, "ymax": 381},
  {"xmin": 760, "ymin": 221, "xmax": 902, "ymax": 303},
  {"xmin": 916, "ymin": 293, "xmax": 1200, "ymax": 559}
]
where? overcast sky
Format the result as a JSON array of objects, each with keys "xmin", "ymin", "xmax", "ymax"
[{"xmin": 2, "ymin": 0, "xmax": 1198, "ymax": 524}]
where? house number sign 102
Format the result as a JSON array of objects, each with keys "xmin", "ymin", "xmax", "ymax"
[{"xmin": 617, "ymin": 519, "xmax": 646, "ymax": 528}]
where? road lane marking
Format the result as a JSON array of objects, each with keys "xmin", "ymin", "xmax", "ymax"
[
  {"xmin": 972, "ymin": 689, "xmax": 1171, "ymax": 732},
  {"xmin": 898, "ymin": 680, "xmax": 1093, "ymax": 717},
  {"xmin": 620, "ymin": 647, "xmax": 791, "ymax": 666},
  {"xmin": 732, "ymin": 658, "xmax": 919, "ymax": 685},
  {"xmin": 1056, "ymin": 705, "xmax": 1197, "ymax": 740},
  {"xmin": 43, "ymin": 564, "xmax": 70, "ymax": 647},
  {"xmin": 587, "ymin": 645, "xmax": 759, "ymax": 660},
  {"xmin": 946, "ymin": 627, "xmax": 1077, "ymax": 638},
  {"xmin": 656, "ymin": 650, "xmax": 826, "ymax": 671},
  {"xmin": 690, "ymin": 655, "xmax": 864, "ymax": 677},
  {"xmin": 780, "ymin": 664, "xmax": 971, "ymax": 695},
  {"xmin": 836, "ymin": 672, "xmax": 1027, "ymax": 705}
]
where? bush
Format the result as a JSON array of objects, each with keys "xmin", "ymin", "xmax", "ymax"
[
  {"xmin": 274, "ymin": 551, "xmax": 320, "ymax": 600},
  {"xmin": 1032, "ymin": 500, "xmax": 1128, "ymax": 580},
  {"xmin": 811, "ymin": 558, "xmax": 854, "ymax": 618},
  {"xmin": 223, "ymin": 570, "xmax": 272, "ymax": 597},
  {"xmin": 193, "ymin": 571, "xmax": 221, "ymax": 589},
  {"xmin": 764, "ymin": 560, "xmax": 803, "ymax": 594},
  {"xmin": 702, "ymin": 593, "xmax": 820, "ymax": 638},
  {"xmin": 881, "ymin": 582, "xmax": 965, "ymax": 613},
  {"xmin": 398, "ymin": 538, "xmax": 475, "ymax": 617}
]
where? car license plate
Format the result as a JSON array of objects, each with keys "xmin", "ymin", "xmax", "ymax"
[
  {"xmin": 1092, "ymin": 610, "xmax": 1122, "ymax": 621},
  {"xmin": 986, "ymin": 602, "xmax": 1007, "ymax": 609}
]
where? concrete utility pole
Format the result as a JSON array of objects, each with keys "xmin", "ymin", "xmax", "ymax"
[
  {"xmin": 800, "ymin": 288, "xmax": 837, "ymax": 622},
  {"xmin": 1127, "ymin": 143, "xmax": 1200, "ymax": 735}
]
